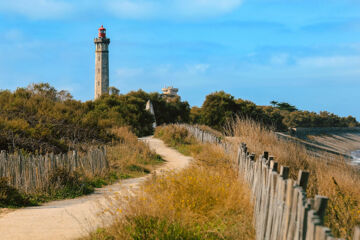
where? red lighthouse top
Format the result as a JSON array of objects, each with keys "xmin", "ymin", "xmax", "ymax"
[{"xmin": 98, "ymin": 25, "xmax": 106, "ymax": 38}]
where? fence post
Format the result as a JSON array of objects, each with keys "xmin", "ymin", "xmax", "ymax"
[
  {"xmin": 314, "ymin": 196, "xmax": 328, "ymax": 225},
  {"xmin": 176, "ymin": 124, "xmax": 360, "ymax": 240},
  {"xmin": 297, "ymin": 170, "xmax": 309, "ymax": 190},
  {"xmin": 280, "ymin": 166, "xmax": 290, "ymax": 179},
  {"xmin": 263, "ymin": 151, "xmax": 269, "ymax": 160}
]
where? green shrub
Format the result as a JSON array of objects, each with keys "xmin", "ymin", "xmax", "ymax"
[
  {"xmin": 46, "ymin": 168, "xmax": 94, "ymax": 199},
  {"xmin": 126, "ymin": 216, "xmax": 206, "ymax": 240},
  {"xmin": 154, "ymin": 125, "xmax": 195, "ymax": 147},
  {"xmin": 0, "ymin": 178, "xmax": 33, "ymax": 207}
]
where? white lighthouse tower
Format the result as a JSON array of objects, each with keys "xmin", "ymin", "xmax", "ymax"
[{"xmin": 94, "ymin": 25, "xmax": 110, "ymax": 100}]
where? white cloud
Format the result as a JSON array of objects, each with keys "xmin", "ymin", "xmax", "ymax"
[
  {"xmin": 105, "ymin": 1, "xmax": 157, "ymax": 19},
  {"xmin": 0, "ymin": 0, "xmax": 72, "ymax": 20},
  {"xmin": 0, "ymin": 0, "xmax": 242, "ymax": 20},
  {"xmin": 186, "ymin": 63, "xmax": 210, "ymax": 74},
  {"xmin": 175, "ymin": 0, "xmax": 243, "ymax": 17},
  {"xmin": 112, "ymin": 63, "xmax": 212, "ymax": 93},
  {"xmin": 4, "ymin": 29, "xmax": 24, "ymax": 41},
  {"xmin": 116, "ymin": 67, "xmax": 144, "ymax": 78},
  {"xmin": 296, "ymin": 56, "xmax": 360, "ymax": 68},
  {"xmin": 270, "ymin": 53, "xmax": 290, "ymax": 65},
  {"xmin": 106, "ymin": 0, "xmax": 243, "ymax": 19}
]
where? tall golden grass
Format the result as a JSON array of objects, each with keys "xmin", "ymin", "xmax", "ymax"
[
  {"xmin": 107, "ymin": 127, "xmax": 163, "ymax": 178},
  {"xmin": 85, "ymin": 125, "xmax": 255, "ymax": 240},
  {"xmin": 227, "ymin": 118, "xmax": 360, "ymax": 239}
]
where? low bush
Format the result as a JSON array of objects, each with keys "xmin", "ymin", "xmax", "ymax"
[
  {"xmin": 154, "ymin": 125, "xmax": 201, "ymax": 156},
  {"xmin": 0, "ymin": 178, "xmax": 33, "ymax": 207},
  {"xmin": 108, "ymin": 127, "xmax": 163, "ymax": 178},
  {"xmin": 46, "ymin": 168, "xmax": 94, "ymax": 199}
]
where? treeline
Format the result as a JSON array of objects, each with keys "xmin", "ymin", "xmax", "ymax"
[
  {"xmin": 0, "ymin": 84, "xmax": 356, "ymax": 153},
  {"xmin": 189, "ymin": 91, "xmax": 359, "ymax": 131},
  {"xmin": 0, "ymin": 83, "xmax": 189, "ymax": 153}
]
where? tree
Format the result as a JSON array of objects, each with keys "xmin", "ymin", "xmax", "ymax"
[
  {"xmin": 190, "ymin": 106, "xmax": 201, "ymax": 124},
  {"xmin": 274, "ymin": 102, "xmax": 298, "ymax": 112},
  {"xmin": 200, "ymin": 91, "xmax": 237, "ymax": 130},
  {"xmin": 270, "ymin": 100, "xmax": 278, "ymax": 107},
  {"xmin": 109, "ymin": 86, "xmax": 120, "ymax": 96}
]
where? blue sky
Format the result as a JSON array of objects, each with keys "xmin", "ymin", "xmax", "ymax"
[{"xmin": 0, "ymin": 0, "xmax": 360, "ymax": 119}]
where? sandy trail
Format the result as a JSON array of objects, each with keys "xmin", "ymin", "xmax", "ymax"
[{"xmin": 0, "ymin": 137, "xmax": 192, "ymax": 240}]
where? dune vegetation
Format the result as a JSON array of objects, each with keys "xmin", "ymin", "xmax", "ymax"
[
  {"xmin": 227, "ymin": 118, "xmax": 360, "ymax": 239},
  {"xmin": 85, "ymin": 125, "xmax": 255, "ymax": 240},
  {"xmin": 0, "ymin": 83, "xmax": 183, "ymax": 207},
  {"xmin": 0, "ymin": 83, "xmax": 190, "ymax": 154},
  {"xmin": 1, "ymin": 83, "xmax": 359, "ymax": 238},
  {"xmin": 0, "ymin": 127, "xmax": 162, "ymax": 207},
  {"xmin": 190, "ymin": 91, "xmax": 359, "ymax": 131}
]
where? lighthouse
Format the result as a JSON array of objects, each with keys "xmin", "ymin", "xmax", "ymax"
[{"xmin": 94, "ymin": 25, "xmax": 110, "ymax": 100}]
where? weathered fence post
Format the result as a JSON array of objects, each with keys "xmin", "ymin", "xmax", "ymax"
[
  {"xmin": 297, "ymin": 170, "xmax": 310, "ymax": 190},
  {"xmin": 177, "ymin": 124, "xmax": 360, "ymax": 240},
  {"xmin": 314, "ymin": 196, "xmax": 328, "ymax": 225},
  {"xmin": 0, "ymin": 148, "xmax": 108, "ymax": 193}
]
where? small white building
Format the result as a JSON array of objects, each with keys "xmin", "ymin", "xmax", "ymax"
[{"xmin": 161, "ymin": 86, "xmax": 179, "ymax": 98}]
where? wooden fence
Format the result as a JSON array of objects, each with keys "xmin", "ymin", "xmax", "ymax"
[
  {"xmin": 180, "ymin": 124, "xmax": 360, "ymax": 240},
  {"xmin": 0, "ymin": 147, "xmax": 109, "ymax": 193}
]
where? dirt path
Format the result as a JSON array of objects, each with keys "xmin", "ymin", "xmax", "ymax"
[{"xmin": 0, "ymin": 137, "xmax": 192, "ymax": 240}]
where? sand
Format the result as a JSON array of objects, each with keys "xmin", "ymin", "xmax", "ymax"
[{"xmin": 0, "ymin": 136, "xmax": 192, "ymax": 240}]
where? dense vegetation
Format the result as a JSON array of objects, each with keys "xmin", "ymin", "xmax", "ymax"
[
  {"xmin": 85, "ymin": 125, "xmax": 254, "ymax": 240},
  {"xmin": 190, "ymin": 91, "xmax": 359, "ymax": 131},
  {"xmin": 229, "ymin": 119, "xmax": 360, "ymax": 239},
  {"xmin": 0, "ymin": 127, "xmax": 162, "ymax": 207},
  {"xmin": 0, "ymin": 84, "xmax": 190, "ymax": 154},
  {"xmin": 0, "ymin": 84, "xmax": 355, "ymax": 154},
  {"xmin": 89, "ymin": 90, "xmax": 190, "ymax": 137},
  {"xmin": 153, "ymin": 123, "xmax": 360, "ymax": 239}
]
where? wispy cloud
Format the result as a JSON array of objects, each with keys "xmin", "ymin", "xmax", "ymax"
[
  {"xmin": 301, "ymin": 18, "xmax": 360, "ymax": 33},
  {"xmin": 104, "ymin": 1, "xmax": 157, "ymax": 19},
  {"xmin": 105, "ymin": 0, "xmax": 243, "ymax": 19},
  {"xmin": 112, "ymin": 63, "xmax": 212, "ymax": 92},
  {"xmin": 296, "ymin": 55, "xmax": 360, "ymax": 68},
  {"xmin": 0, "ymin": 0, "xmax": 72, "ymax": 20},
  {"xmin": 174, "ymin": 0, "xmax": 244, "ymax": 17},
  {"xmin": 270, "ymin": 53, "xmax": 290, "ymax": 65},
  {"xmin": 116, "ymin": 67, "xmax": 144, "ymax": 78},
  {"xmin": 4, "ymin": 29, "xmax": 24, "ymax": 42},
  {"xmin": 186, "ymin": 63, "xmax": 210, "ymax": 74}
]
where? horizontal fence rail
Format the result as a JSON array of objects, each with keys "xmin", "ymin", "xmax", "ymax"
[
  {"xmin": 0, "ymin": 147, "xmax": 109, "ymax": 193},
  {"xmin": 179, "ymin": 124, "xmax": 360, "ymax": 240}
]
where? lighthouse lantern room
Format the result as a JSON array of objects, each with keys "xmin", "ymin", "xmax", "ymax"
[{"xmin": 98, "ymin": 25, "xmax": 106, "ymax": 38}]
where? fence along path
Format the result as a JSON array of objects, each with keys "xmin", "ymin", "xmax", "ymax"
[
  {"xmin": 0, "ymin": 147, "xmax": 108, "ymax": 193},
  {"xmin": 180, "ymin": 124, "xmax": 360, "ymax": 240}
]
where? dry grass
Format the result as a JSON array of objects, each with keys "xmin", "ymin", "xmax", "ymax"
[
  {"xmin": 84, "ymin": 125, "xmax": 255, "ymax": 240},
  {"xmin": 195, "ymin": 124, "xmax": 224, "ymax": 139},
  {"xmin": 108, "ymin": 127, "xmax": 163, "ymax": 178},
  {"xmin": 0, "ymin": 127, "xmax": 162, "ymax": 208},
  {"xmin": 227, "ymin": 118, "xmax": 360, "ymax": 239}
]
